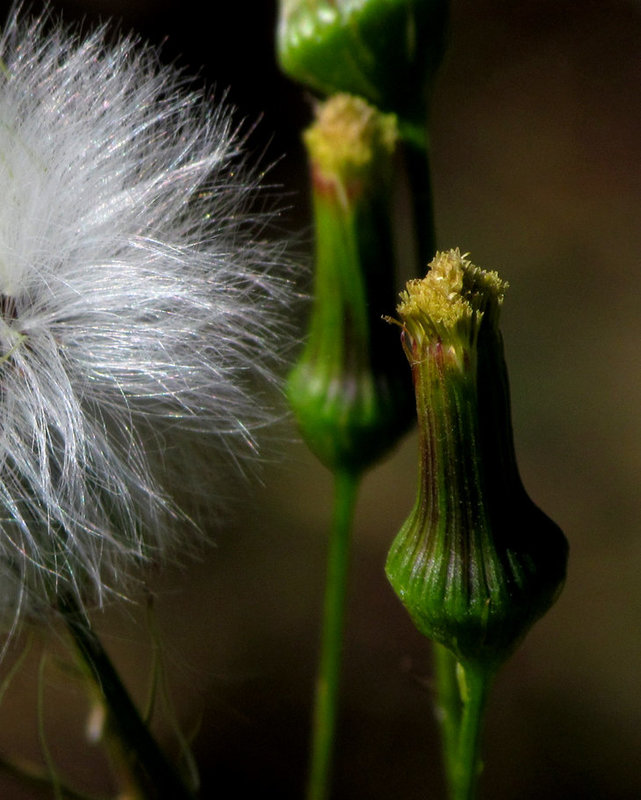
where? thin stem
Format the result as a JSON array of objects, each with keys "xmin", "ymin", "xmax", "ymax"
[
  {"xmin": 59, "ymin": 595, "xmax": 196, "ymax": 800},
  {"xmin": 145, "ymin": 596, "xmax": 200, "ymax": 792},
  {"xmin": 399, "ymin": 119, "xmax": 436, "ymax": 272},
  {"xmin": 37, "ymin": 653, "xmax": 63, "ymax": 800},
  {"xmin": 433, "ymin": 643, "xmax": 462, "ymax": 797},
  {"xmin": 452, "ymin": 663, "xmax": 494, "ymax": 800},
  {"xmin": 306, "ymin": 468, "xmax": 361, "ymax": 800}
]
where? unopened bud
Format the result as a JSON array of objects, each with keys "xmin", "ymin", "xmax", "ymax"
[
  {"xmin": 386, "ymin": 250, "xmax": 568, "ymax": 670},
  {"xmin": 288, "ymin": 95, "xmax": 414, "ymax": 472},
  {"xmin": 277, "ymin": 0, "xmax": 449, "ymax": 124}
]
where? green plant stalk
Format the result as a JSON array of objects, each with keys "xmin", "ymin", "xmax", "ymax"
[
  {"xmin": 433, "ymin": 643, "xmax": 462, "ymax": 797},
  {"xmin": 307, "ymin": 468, "xmax": 360, "ymax": 800},
  {"xmin": 433, "ymin": 645, "xmax": 494, "ymax": 800},
  {"xmin": 60, "ymin": 595, "xmax": 196, "ymax": 800},
  {"xmin": 451, "ymin": 663, "xmax": 494, "ymax": 800},
  {"xmin": 399, "ymin": 119, "xmax": 436, "ymax": 272}
]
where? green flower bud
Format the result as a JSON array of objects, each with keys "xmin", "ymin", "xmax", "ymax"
[
  {"xmin": 385, "ymin": 250, "xmax": 568, "ymax": 670},
  {"xmin": 288, "ymin": 94, "xmax": 414, "ymax": 472},
  {"xmin": 276, "ymin": 0, "xmax": 449, "ymax": 124}
]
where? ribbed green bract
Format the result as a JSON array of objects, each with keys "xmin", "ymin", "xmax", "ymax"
[
  {"xmin": 277, "ymin": 0, "xmax": 448, "ymax": 123},
  {"xmin": 288, "ymin": 96, "xmax": 414, "ymax": 473},
  {"xmin": 287, "ymin": 167, "xmax": 414, "ymax": 472},
  {"xmin": 386, "ymin": 252, "xmax": 568, "ymax": 669}
]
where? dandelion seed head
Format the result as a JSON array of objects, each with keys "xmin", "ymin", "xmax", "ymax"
[{"xmin": 0, "ymin": 6, "xmax": 293, "ymax": 629}]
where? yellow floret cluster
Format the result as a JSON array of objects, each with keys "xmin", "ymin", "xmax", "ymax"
[
  {"xmin": 304, "ymin": 93, "xmax": 398, "ymax": 184},
  {"xmin": 397, "ymin": 249, "xmax": 507, "ymax": 347}
]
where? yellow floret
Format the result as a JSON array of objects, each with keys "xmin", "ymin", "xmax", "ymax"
[
  {"xmin": 397, "ymin": 249, "xmax": 507, "ymax": 339},
  {"xmin": 304, "ymin": 93, "xmax": 398, "ymax": 182}
]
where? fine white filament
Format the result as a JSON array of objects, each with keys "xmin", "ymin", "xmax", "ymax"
[{"xmin": 0, "ymin": 8, "xmax": 291, "ymax": 627}]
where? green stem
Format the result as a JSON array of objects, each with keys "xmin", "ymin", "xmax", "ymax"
[
  {"xmin": 452, "ymin": 663, "xmax": 494, "ymax": 800},
  {"xmin": 433, "ymin": 643, "xmax": 462, "ymax": 797},
  {"xmin": 306, "ymin": 468, "xmax": 361, "ymax": 800},
  {"xmin": 399, "ymin": 119, "xmax": 436, "ymax": 272},
  {"xmin": 59, "ymin": 595, "xmax": 196, "ymax": 800}
]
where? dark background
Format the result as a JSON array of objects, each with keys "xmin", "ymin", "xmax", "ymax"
[{"xmin": 0, "ymin": 1, "xmax": 640, "ymax": 798}]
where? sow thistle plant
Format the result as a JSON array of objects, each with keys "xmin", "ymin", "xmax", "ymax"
[
  {"xmin": 278, "ymin": 2, "xmax": 568, "ymax": 798},
  {"xmin": 0, "ymin": 5, "xmax": 292, "ymax": 797},
  {"xmin": 0, "ymin": 1, "xmax": 570, "ymax": 798}
]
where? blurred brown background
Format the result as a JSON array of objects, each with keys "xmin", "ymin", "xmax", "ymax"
[{"xmin": 0, "ymin": 0, "xmax": 640, "ymax": 798}]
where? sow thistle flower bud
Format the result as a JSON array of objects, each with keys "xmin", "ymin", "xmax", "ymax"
[
  {"xmin": 386, "ymin": 250, "xmax": 568, "ymax": 670},
  {"xmin": 288, "ymin": 94, "xmax": 414, "ymax": 472},
  {"xmin": 277, "ymin": 0, "xmax": 449, "ymax": 124}
]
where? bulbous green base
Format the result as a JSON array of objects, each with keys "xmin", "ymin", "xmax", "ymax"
[
  {"xmin": 278, "ymin": 0, "xmax": 449, "ymax": 122},
  {"xmin": 288, "ymin": 358, "xmax": 414, "ymax": 473}
]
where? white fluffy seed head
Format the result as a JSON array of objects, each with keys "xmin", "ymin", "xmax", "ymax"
[{"xmin": 0, "ymin": 6, "xmax": 293, "ymax": 630}]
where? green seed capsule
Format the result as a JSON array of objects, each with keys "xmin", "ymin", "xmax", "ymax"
[
  {"xmin": 288, "ymin": 95, "xmax": 414, "ymax": 472},
  {"xmin": 385, "ymin": 250, "xmax": 568, "ymax": 670}
]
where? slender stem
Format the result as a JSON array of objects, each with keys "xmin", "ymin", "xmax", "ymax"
[
  {"xmin": 452, "ymin": 663, "xmax": 494, "ymax": 800},
  {"xmin": 432, "ymin": 643, "xmax": 462, "ymax": 797},
  {"xmin": 59, "ymin": 595, "xmax": 196, "ymax": 800},
  {"xmin": 306, "ymin": 468, "xmax": 361, "ymax": 800},
  {"xmin": 0, "ymin": 752, "xmax": 105, "ymax": 800},
  {"xmin": 399, "ymin": 119, "xmax": 436, "ymax": 272},
  {"xmin": 37, "ymin": 653, "xmax": 63, "ymax": 800}
]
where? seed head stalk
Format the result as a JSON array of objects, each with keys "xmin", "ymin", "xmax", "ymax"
[{"xmin": 61, "ymin": 594, "xmax": 196, "ymax": 800}]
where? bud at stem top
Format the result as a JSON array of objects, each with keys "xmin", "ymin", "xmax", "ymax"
[
  {"xmin": 386, "ymin": 250, "xmax": 568, "ymax": 670},
  {"xmin": 277, "ymin": 0, "xmax": 449, "ymax": 125}
]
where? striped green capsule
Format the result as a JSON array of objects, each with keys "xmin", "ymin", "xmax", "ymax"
[
  {"xmin": 288, "ymin": 95, "xmax": 414, "ymax": 472},
  {"xmin": 386, "ymin": 250, "xmax": 568, "ymax": 670}
]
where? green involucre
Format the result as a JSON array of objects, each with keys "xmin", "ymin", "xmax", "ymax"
[
  {"xmin": 288, "ymin": 96, "xmax": 414, "ymax": 472},
  {"xmin": 386, "ymin": 251, "xmax": 568, "ymax": 670}
]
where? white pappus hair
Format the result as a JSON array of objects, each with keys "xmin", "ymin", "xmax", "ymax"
[{"xmin": 0, "ymin": 6, "xmax": 292, "ymax": 627}]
